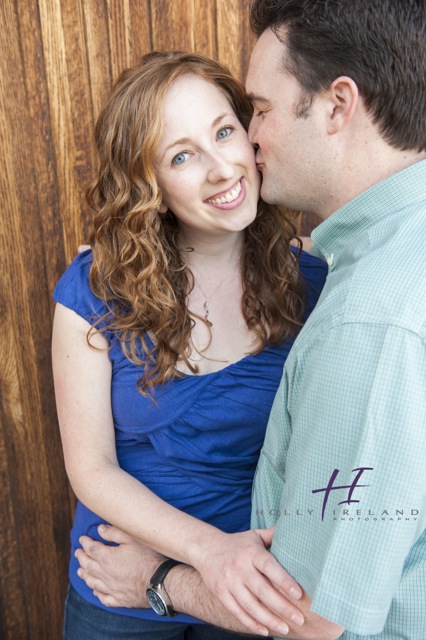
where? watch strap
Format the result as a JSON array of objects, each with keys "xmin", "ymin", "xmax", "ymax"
[
  {"xmin": 148, "ymin": 558, "xmax": 182, "ymax": 616},
  {"xmin": 150, "ymin": 559, "xmax": 183, "ymax": 587}
]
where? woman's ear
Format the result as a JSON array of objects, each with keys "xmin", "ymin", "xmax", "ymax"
[
  {"xmin": 158, "ymin": 202, "xmax": 168, "ymax": 214},
  {"xmin": 326, "ymin": 76, "xmax": 359, "ymax": 135}
]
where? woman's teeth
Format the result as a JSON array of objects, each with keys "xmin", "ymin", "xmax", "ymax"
[{"xmin": 207, "ymin": 180, "xmax": 241, "ymax": 204}]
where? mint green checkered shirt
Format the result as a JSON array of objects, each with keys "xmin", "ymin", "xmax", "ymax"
[{"xmin": 252, "ymin": 160, "xmax": 426, "ymax": 638}]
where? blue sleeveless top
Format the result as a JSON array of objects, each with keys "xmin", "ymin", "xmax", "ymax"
[{"xmin": 53, "ymin": 248, "xmax": 327, "ymax": 622}]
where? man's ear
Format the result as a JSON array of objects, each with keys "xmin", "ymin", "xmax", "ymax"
[{"xmin": 326, "ymin": 76, "xmax": 359, "ymax": 134}]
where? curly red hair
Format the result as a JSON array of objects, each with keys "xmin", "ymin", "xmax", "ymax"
[{"xmin": 86, "ymin": 51, "xmax": 305, "ymax": 395}]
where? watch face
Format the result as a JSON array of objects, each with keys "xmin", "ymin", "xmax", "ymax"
[{"xmin": 146, "ymin": 588, "xmax": 167, "ymax": 616}]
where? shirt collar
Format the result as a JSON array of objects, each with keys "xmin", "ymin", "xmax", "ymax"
[{"xmin": 311, "ymin": 159, "xmax": 426, "ymax": 270}]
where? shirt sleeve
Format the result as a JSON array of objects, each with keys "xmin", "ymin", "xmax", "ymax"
[
  {"xmin": 53, "ymin": 250, "xmax": 110, "ymax": 330},
  {"xmin": 261, "ymin": 321, "xmax": 426, "ymax": 635}
]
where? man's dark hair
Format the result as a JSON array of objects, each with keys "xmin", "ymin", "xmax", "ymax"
[{"xmin": 250, "ymin": 0, "xmax": 426, "ymax": 152}]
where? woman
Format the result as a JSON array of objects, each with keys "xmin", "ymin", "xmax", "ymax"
[{"xmin": 52, "ymin": 51, "xmax": 327, "ymax": 639}]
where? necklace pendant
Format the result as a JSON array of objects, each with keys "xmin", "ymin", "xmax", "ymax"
[{"xmin": 203, "ymin": 300, "xmax": 212, "ymax": 327}]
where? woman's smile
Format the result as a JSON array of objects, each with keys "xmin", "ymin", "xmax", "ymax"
[{"xmin": 205, "ymin": 178, "xmax": 244, "ymax": 208}]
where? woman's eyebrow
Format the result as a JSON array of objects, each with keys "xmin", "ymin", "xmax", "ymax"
[{"xmin": 160, "ymin": 112, "xmax": 236, "ymax": 160}]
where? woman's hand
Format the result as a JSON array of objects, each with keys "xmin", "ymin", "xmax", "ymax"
[
  {"xmin": 76, "ymin": 525, "xmax": 165, "ymax": 608},
  {"xmin": 192, "ymin": 527, "xmax": 305, "ymax": 633}
]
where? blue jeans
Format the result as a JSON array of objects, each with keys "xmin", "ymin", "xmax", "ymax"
[{"xmin": 64, "ymin": 584, "xmax": 258, "ymax": 639}]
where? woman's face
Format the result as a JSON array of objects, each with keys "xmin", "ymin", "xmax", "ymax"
[{"xmin": 154, "ymin": 74, "xmax": 261, "ymax": 242}]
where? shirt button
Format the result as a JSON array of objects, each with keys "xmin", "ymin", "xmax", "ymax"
[{"xmin": 326, "ymin": 254, "xmax": 334, "ymax": 268}]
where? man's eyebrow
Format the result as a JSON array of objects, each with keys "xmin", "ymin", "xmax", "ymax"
[{"xmin": 246, "ymin": 93, "xmax": 269, "ymax": 104}]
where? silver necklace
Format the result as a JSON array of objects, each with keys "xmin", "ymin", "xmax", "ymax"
[
  {"xmin": 190, "ymin": 256, "xmax": 241, "ymax": 327},
  {"xmin": 193, "ymin": 272, "xmax": 231, "ymax": 327}
]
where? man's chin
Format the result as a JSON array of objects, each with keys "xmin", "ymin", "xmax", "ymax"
[
  {"xmin": 259, "ymin": 180, "xmax": 271, "ymax": 202},
  {"xmin": 260, "ymin": 182, "xmax": 279, "ymax": 206}
]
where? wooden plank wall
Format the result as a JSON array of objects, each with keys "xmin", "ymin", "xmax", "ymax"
[
  {"xmin": 0, "ymin": 1, "xmax": 255, "ymax": 637},
  {"xmin": 0, "ymin": 1, "xmax": 318, "ymax": 637}
]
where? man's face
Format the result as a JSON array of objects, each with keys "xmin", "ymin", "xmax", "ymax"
[{"xmin": 246, "ymin": 28, "xmax": 331, "ymax": 214}]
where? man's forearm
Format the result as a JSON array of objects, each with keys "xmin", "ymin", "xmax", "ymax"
[
  {"xmin": 166, "ymin": 564, "xmax": 258, "ymax": 635},
  {"xmin": 165, "ymin": 564, "xmax": 344, "ymax": 639}
]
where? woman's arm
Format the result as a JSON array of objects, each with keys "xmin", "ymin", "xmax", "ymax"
[{"xmin": 52, "ymin": 303, "xmax": 304, "ymax": 634}]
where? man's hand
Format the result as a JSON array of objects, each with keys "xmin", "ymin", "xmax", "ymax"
[{"xmin": 76, "ymin": 524, "xmax": 163, "ymax": 608}]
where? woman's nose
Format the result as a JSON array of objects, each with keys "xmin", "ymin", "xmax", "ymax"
[{"xmin": 206, "ymin": 151, "xmax": 234, "ymax": 183}]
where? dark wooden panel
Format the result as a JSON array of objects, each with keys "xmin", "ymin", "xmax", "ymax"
[
  {"xmin": 0, "ymin": 378, "xmax": 26, "ymax": 640},
  {"xmin": 127, "ymin": 0, "xmax": 153, "ymax": 64},
  {"xmin": 300, "ymin": 211, "xmax": 323, "ymax": 236},
  {"xmin": 37, "ymin": 0, "xmax": 86, "ymax": 257},
  {"xmin": 151, "ymin": 0, "xmax": 195, "ymax": 51},
  {"xmin": 106, "ymin": 0, "xmax": 151, "ymax": 79},
  {"xmin": 1, "ymin": 0, "xmax": 74, "ymax": 634},
  {"xmin": 18, "ymin": 0, "xmax": 67, "ymax": 293},
  {"xmin": 217, "ymin": 0, "xmax": 246, "ymax": 79},
  {"xmin": 83, "ymin": 0, "xmax": 115, "ymax": 123},
  {"xmin": 192, "ymin": 0, "xmax": 217, "ymax": 59}
]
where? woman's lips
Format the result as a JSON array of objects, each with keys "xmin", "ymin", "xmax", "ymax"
[{"xmin": 205, "ymin": 179, "xmax": 246, "ymax": 210}]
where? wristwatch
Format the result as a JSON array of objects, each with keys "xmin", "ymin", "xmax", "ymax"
[{"xmin": 146, "ymin": 559, "xmax": 182, "ymax": 616}]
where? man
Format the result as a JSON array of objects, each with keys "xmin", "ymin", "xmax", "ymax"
[{"xmin": 76, "ymin": 1, "xmax": 426, "ymax": 637}]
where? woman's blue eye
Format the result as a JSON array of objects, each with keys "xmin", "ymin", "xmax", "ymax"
[
  {"xmin": 217, "ymin": 127, "xmax": 232, "ymax": 140},
  {"xmin": 172, "ymin": 152, "xmax": 189, "ymax": 165}
]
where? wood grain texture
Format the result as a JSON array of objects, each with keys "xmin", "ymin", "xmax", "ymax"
[{"xmin": 0, "ymin": 1, "xmax": 315, "ymax": 637}]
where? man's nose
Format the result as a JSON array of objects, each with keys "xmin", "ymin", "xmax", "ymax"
[{"xmin": 248, "ymin": 118, "xmax": 258, "ymax": 145}]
